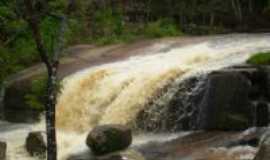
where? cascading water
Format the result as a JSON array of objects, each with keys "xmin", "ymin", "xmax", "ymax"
[
  {"xmin": 56, "ymin": 34, "xmax": 270, "ymax": 132},
  {"xmin": 2, "ymin": 34, "xmax": 270, "ymax": 160}
]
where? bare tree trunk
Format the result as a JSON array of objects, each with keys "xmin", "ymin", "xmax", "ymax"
[
  {"xmin": 236, "ymin": 0, "xmax": 243, "ymax": 22},
  {"xmin": 0, "ymin": 82, "xmax": 6, "ymax": 120},
  {"xmin": 45, "ymin": 64, "xmax": 58, "ymax": 160},
  {"xmin": 231, "ymin": 0, "xmax": 243, "ymax": 22},
  {"xmin": 248, "ymin": 0, "xmax": 253, "ymax": 13},
  {"xmin": 210, "ymin": 13, "xmax": 215, "ymax": 27},
  {"xmin": 231, "ymin": 0, "xmax": 238, "ymax": 20},
  {"xmin": 146, "ymin": 0, "xmax": 152, "ymax": 23}
]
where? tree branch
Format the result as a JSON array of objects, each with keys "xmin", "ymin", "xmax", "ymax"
[
  {"xmin": 23, "ymin": 0, "xmax": 52, "ymax": 69},
  {"xmin": 51, "ymin": 15, "xmax": 67, "ymax": 63}
]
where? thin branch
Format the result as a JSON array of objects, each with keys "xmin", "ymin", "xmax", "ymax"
[
  {"xmin": 23, "ymin": 0, "xmax": 51, "ymax": 69},
  {"xmin": 52, "ymin": 15, "xmax": 67, "ymax": 63}
]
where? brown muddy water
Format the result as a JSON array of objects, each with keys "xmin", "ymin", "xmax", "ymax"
[{"xmin": 1, "ymin": 34, "xmax": 270, "ymax": 160}]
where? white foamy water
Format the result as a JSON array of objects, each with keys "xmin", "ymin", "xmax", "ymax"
[
  {"xmin": 56, "ymin": 34, "xmax": 270, "ymax": 132},
  {"xmin": 2, "ymin": 34, "xmax": 270, "ymax": 160}
]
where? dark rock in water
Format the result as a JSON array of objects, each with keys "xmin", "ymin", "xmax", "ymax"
[
  {"xmin": 254, "ymin": 101, "xmax": 269, "ymax": 127},
  {"xmin": 254, "ymin": 131, "xmax": 270, "ymax": 160},
  {"xmin": 25, "ymin": 131, "xmax": 47, "ymax": 156},
  {"xmin": 4, "ymin": 80, "xmax": 41, "ymax": 123},
  {"xmin": 197, "ymin": 71, "xmax": 252, "ymax": 130},
  {"xmin": 86, "ymin": 125, "xmax": 132, "ymax": 156},
  {"xmin": 0, "ymin": 141, "xmax": 7, "ymax": 160}
]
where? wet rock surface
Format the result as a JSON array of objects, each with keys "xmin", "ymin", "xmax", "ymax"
[
  {"xmin": 25, "ymin": 131, "xmax": 47, "ymax": 156},
  {"xmin": 254, "ymin": 131, "xmax": 270, "ymax": 160},
  {"xmin": 86, "ymin": 125, "xmax": 132, "ymax": 156},
  {"xmin": 0, "ymin": 141, "xmax": 6, "ymax": 160},
  {"xmin": 135, "ymin": 129, "xmax": 265, "ymax": 160},
  {"xmin": 136, "ymin": 75, "xmax": 207, "ymax": 132},
  {"xmin": 137, "ymin": 65, "xmax": 270, "ymax": 132},
  {"xmin": 198, "ymin": 71, "xmax": 252, "ymax": 130}
]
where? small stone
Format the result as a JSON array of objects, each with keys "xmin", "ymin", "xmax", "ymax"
[{"xmin": 25, "ymin": 131, "xmax": 47, "ymax": 156}]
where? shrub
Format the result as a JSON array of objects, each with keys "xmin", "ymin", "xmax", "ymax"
[
  {"xmin": 92, "ymin": 8, "xmax": 124, "ymax": 38},
  {"xmin": 0, "ymin": 46, "xmax": 24, "ymax": 82},
  {"xmin": 25, "ymin": 76, "xmax": 47, "ymax": 111},
  {"xmin": 24, "ymin": 75, "xmax": 63, "ymax": 111},
  {"xmin": 143, "ymin": 18, "xmax": 182, "ymax": 38},
  {"xmin": 246, "ymin": 52, "xmax": 270, "ymax": 65}
]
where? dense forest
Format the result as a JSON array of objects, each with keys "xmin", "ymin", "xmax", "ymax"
[{"xmin": 1, "ymin": 0, "xmax": 270, "ymax": 84}]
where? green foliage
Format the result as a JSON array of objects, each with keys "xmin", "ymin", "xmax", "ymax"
[
  {"xmin": 25, "ymin": 76, "xmax": 47, "ymax": 110},
  {"xmin": 2, "ymin": 0, "xmax": 270, "ymax": 85},
  {"xmin": 0, "ymin": 46, "xmax": 23, "ymax": 82},
  {"xmin": 91, "ymin": 8, "xmax": 124, "ymax": 41},
  {"xmin": 247, "ymin": 52, "xmax": 270, "ymax": 65},
  {"xmin": 144, "ymin": 19, "xmax": 182, "ymax": 38},
  {"xmin": 24, "ymin": 75, "xmax": 63, "ymax": 111}
]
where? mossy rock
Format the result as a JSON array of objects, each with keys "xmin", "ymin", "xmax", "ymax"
[
  {"xmin": 247, "ymin": 52, "xmax": 270, "ymax": 65},
  {"xmin": 86, "ymin": 125, "xmax": 132, "ymax": 156}
]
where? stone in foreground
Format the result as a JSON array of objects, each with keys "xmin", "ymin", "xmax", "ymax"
[
  {"xmin": 0, "ymin": 141, "xmax": 7, "ymax": 160},
  {"xmin": 86, "ymin": 125, "xmax": 132, "ymax": 156},
  {"xmin": 25, "ymin": 131, "xmax": 47, "ymax": 156},
  {"xmin": 254, "ymin": 131, "xmax": 270, "ymax": 160}
]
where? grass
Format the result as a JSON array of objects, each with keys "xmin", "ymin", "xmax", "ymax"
[{"xmin": 246, "ymin": 52, "xmax": 270, "ymax": 65}]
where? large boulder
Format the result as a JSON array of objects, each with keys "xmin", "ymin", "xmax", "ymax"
[
  {"xmin": 197, "ymin": 71, "xmax": 253, "ymax": 130},
  {"xmin": 254, "ymin": 101, "xmax": 269, "ymax": 127},
  {"xmin": 0, "ymin": 141, "xmax": 7, "ymax": 160},
  {"xmin": 254, "ymin": 131, "xmax": 270, "ymax": 160},
  {"xmin": 4, "ymin": 80, "xmax": 41, "ymax": 123},
  {"xmin": 86, "ymin": 125, "xmax": 132, "ymax": 156},
  {"xmin": 25, "ymin": 131, "xmax": 47, "ymax": 156}
]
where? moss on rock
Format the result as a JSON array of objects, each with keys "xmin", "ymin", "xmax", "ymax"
[{"xmin": 247, "ymin": 52, "xmax": 270, "ymax": 65}]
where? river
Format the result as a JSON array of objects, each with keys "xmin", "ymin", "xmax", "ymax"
[{"xmin": 1, "ymin": 34, "xmax": 270, "ymax": 160}]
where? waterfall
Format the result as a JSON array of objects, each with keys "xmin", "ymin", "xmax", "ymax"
[
  {"xmin": 56, "ymin": 34, "xmax": 270, "ymax": 133},
  {"xmin": 2, "ymin": 34, "xmax": 270, "ymax": 160}
]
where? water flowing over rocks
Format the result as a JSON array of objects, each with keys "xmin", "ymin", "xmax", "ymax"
[
  {"xmin": 137, "ymin": 65, "xmax": 270, "ymax": 132},
  {"xmin": 136, "ymin": 75, "xmax": 207, "ymax": 132},
  {"xmin": 25, "ymin": 131, "xmax": 47, "ymax": 157},
  {"xmin": 0, "ymin": 141, "xmax": 7, "ymax": 160},
  {"xmin": 86, "ymin": 125, "xmax": 132, "ymax": 156},
  {"xmin": 2, "ymin": 34, "xmax": 270, "ymax": 160}
]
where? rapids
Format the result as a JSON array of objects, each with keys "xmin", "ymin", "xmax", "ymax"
[{"xmin": 1, "ymin": 34, "xmax": 270, "ymax": 160}]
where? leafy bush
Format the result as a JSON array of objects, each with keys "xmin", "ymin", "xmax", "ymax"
[
  {"xmin": 247, "ymin": 52, "xmax": 270, "ymax": 65},
  {"xmin": 92, "ymin": 8, "xmax": 124, "ymax": 38},
  {"xmin": 143, "ymin": 19, "xmax": 182, "ymax": 38},
  {"xmin": 24, "ymin": 75, "xmax": 63, "ymax": 111},
  {"xmin": 25, "ymin": 76, "xmax": 47, "ymax": 110}
]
